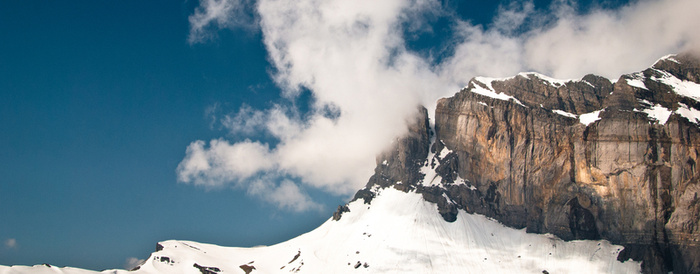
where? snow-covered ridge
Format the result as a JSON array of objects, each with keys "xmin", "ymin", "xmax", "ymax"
[
  {"xmin": 623, "ymin": 56, "xmax": 700, "ymax": 125},
  {"xmin": 650, "ymin": 68, "xmax": 700, "ymax": 102},
  {"xmin": 3, "ymin": 177, "xmax": 646, "ymax": 274},
  {"xmin": 468, "ymin": 55, "xmax": 700, "ymax": 127},
  {"xmin": 147, "ymin": 188, "xmax": 641, "ymax": 273},
  {"xmin": 624, "ymin": 72, "xmax": 648, "ymax": 90},
  {"xmin": 468, "ymin": 77, "xmax": 525, "ymax": 107},
  {"xmin": 468, "ymin": 73, "xmax": 612, "ymax": 127},
  {"xmin": 468, "ymin": 72, "xmax": 581, "ymax": 104},
  {"xmin": 518, "ymin": 72, "xmax": 576, "ymax": 86},
  {"xmin": 1, "ymin": 188, "xmax": 639, "ymax": 274},
  {"xmin": 654, "ymin": 54, "xmax": 681, "ymax": 65}
]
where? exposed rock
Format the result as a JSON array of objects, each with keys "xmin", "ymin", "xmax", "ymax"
[
  {"xmin": 355, "ymin": 53, "xmax": 700, "ymax": 274},
  {"xmin": 416, "ymin": 185, "xmax": 458, "ymax": 222},
  {"xmin": 238, "ymin": 263, "xmax": 255, "ymax": 274},
  {"xmin": 332, "ymin": 205, "xmax": 350, "ymax": 221},
  {"xmin": 288, "ymin": 250, "xmax": 301, "ymax": 264},
  {"xmin": 158, "ymin": 257, "xmax": 171, "ymax": 264},
  {"xmin": 353, "ymin": 106, "xmax": 431, "ymax": 202},
  {"xmin": 193, "ymin": 263, "xmax": 221, "ymax": 274},
  {"xmin": 351, "ymin": 188, "xmax": 375, "ymax": 204}
]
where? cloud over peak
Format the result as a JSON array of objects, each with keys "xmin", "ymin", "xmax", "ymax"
[{"xmin": 181, "ymin": 0, "xmax": 700, "ymax": 211}]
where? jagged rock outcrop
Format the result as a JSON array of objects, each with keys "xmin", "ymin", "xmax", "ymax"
[
  {"xmin": 352, "ymin": 53, "xmax": 700, "ymax": 274},
  {"xmin": 331, "ymin": 205, "xmax": 350, "ymax": 221},
  {"xmin": 352, "ymin": 106, "xmax": 431, "ymax": 202}
]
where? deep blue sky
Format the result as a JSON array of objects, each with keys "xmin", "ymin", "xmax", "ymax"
[{"xmin": 0, "ymin": 0, "xmax": 629, "ymax": 270}]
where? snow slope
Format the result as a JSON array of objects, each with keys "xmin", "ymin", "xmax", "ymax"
[{"xmin": 2, "ymin": 188, "xmax": 640, "ymax": 274}]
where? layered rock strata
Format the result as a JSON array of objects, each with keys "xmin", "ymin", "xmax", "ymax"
[{"xmin": 351, "ymin": 54, "xmax": 700, "ymax": 274}]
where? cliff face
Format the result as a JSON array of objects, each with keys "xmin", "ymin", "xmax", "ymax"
[{"xmin": 353, "ymin": 54, "xmax": 700, "ymax": 274}]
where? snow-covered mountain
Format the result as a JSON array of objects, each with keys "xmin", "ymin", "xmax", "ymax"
[
  {"xmin": 2, "ymin": 53, "xmax": 699, "ymax": 274},
  {"xmin": 0, "ymin": 187, "xmax": 640, "ymax": 274},
  {"xmin": 360, "ymin": 53, "xmax": 700, "ymax": 273}
]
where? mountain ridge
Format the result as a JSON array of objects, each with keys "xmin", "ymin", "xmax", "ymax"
[
  {"xmin": 2, "ymin": 53, "xmax": 699, "ymax": 274},
  {"xmin": 0, "ymin": 187, "xmax": 642, "ymax": 274},
  {"xmin": 353, "ymin": 53, "xmax": 700, "ymax": 273}
]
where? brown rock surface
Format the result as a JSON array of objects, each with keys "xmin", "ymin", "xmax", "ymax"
[{"xmin": 353, "ymin": 53, "xmax": 700, "ymax": 273}]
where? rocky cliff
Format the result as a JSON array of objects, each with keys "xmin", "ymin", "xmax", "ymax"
[{"xmin": 350, "ymin": 53, "xmax": 700, "ymax": 274}]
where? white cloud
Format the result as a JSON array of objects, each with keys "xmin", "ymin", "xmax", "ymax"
[
  {"xmin": 177, "ymin": 139, "xmax": 275, "ymax": 188},
  {"xmin": 443, "ymin": 0, "xmax": 700, "ymax": 83},
  {"xmin": 180, "ymin": 0, "xmax": 451, "ymax": 205},
  {"xmin": 492, "ymin": 1, "xmax": 536, "ymax": 35},
  {"xmin": 177, "ymin": 139, "xmax": 320, "ymax": 211},
  {"xmin": 523, "ymin": 0, "xmax": 700, "ymax": 79},
  {"xmin": 188, "ymin": 0, "xmax": 256, "ymax": 43},
  {"xmin": 5, "ymin": 238, "xmax": 16, "ymax": 249},
  {"xmin": 182, "ymin": 0, "xmax": 700, "ymax": 211},
  {"xmin": 220, "ymin": 104, "xmax": 267, "ymax": 135},
  {"xmin": 124, "ymin": 257, "xmax": 145, "ymax": 270},
  {"xmin": 248, "ymin": 178, "xmax": 322, "ymax": 212},
  {"xmin": 204, "ymin": 103, "xmax": 220, "ymax": 130}
]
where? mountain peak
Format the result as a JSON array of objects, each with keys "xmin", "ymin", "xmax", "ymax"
[
  {"xmin": 378, "ymin": 52, "xmax": 700, "ymax": 273},
  {"xmin": 4, "ymin": 53, "xmax": 700, "ymax": 274}
]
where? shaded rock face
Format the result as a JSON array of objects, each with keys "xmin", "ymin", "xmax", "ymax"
[
  {"xmin": 352, "ymin": 54, "xmax": 700, "ymax": 274},
  {"xmin": 331, "ymin": 205, "xmax": 350, "ymax": 221},
  {"xmin": 352, "ymin": 106, "xmax": 431, "ymax": 200}
]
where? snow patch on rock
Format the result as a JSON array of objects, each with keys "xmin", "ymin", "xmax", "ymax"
[
  {"xmin": 652, "ymin": 69, "xmax": 700, "ymax": 102},
  {"xmin": 641, "ymin": 104, "xmax": 673, "ymax": 125},
  {"xmin": 552, "ymin": 109, "xmax": 577, "ymax": 119},
  {"xmin": 518, "ymin": 72, "xmax": 575, "ymax": 87},
  {"xmin": 675, "ymin": 103, "xmax": 700, "ymax": 124},
  {"xmin": 469, "ymin": 77, "xmax": 525, "ymax": 107},
  {"xmin": 579, "ymin": 109, "xmax": 604, "ymax": 126},
  {"xmin": 625, "ymin": 73, "xmax": 648, "ymax": 90}
]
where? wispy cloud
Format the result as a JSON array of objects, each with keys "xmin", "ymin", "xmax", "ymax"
[
  {"xmin": 177, "ymin": 138, "xmax": 322, "ymax": 211},
  {"xmin": 188, "ymin": 0, "xmax": 257, "ymax": 44},
  {"xmin": 220, "ymin": 104, "xmax": 267, "ymax": 135},
  {"xmin": 177, "ymin": 139, "xmax": 275, "ymax": 188},
  {"xmin": 181, "ymin": 0, "xmax": 700, "ymax": 211},
  {"xmin": 248, "ymin": 177, "xmax": 322, "ymax": 212},
  {"xmin": 5, "ymin": 238, "xmax": 17, "ymax": 249},
  {"xmin": 519, "ymin": 0, "xmax": 700, "ymax": 79},
  {"xmin": 124, "ymin": 257, "xmax": 145, "ymax": 270},
  {"xmin": 441, "ymin": 0, "xmax": 700, "ymax": 83},
  {"xmin": 181, "ymin": 0, "xmax": 448, "ymax": 208}
]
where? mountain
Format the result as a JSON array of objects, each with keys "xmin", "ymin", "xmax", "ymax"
[
  {"xmin": 358, "ymin": 53, "xmax": 700, "ymax": 273},
  {"xmin": 441, "ymin": 53, "xmax": 700, "ymax": 274},
  {"xmin": 0, "ymin": 188, "xmax": 640, "ymax": 274},
  {"xmin": 2, "ymin": 53, "xmax": 699, "ymax": 274}
]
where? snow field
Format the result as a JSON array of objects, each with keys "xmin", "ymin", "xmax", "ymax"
[{"xmin": 62, "ymin": 188, "xmax": 639, "ymax": 274}]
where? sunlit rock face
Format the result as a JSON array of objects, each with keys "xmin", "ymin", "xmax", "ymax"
[{"xmin": 357, "ymin": 53, "xmax": 700, "ymax": 274}]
